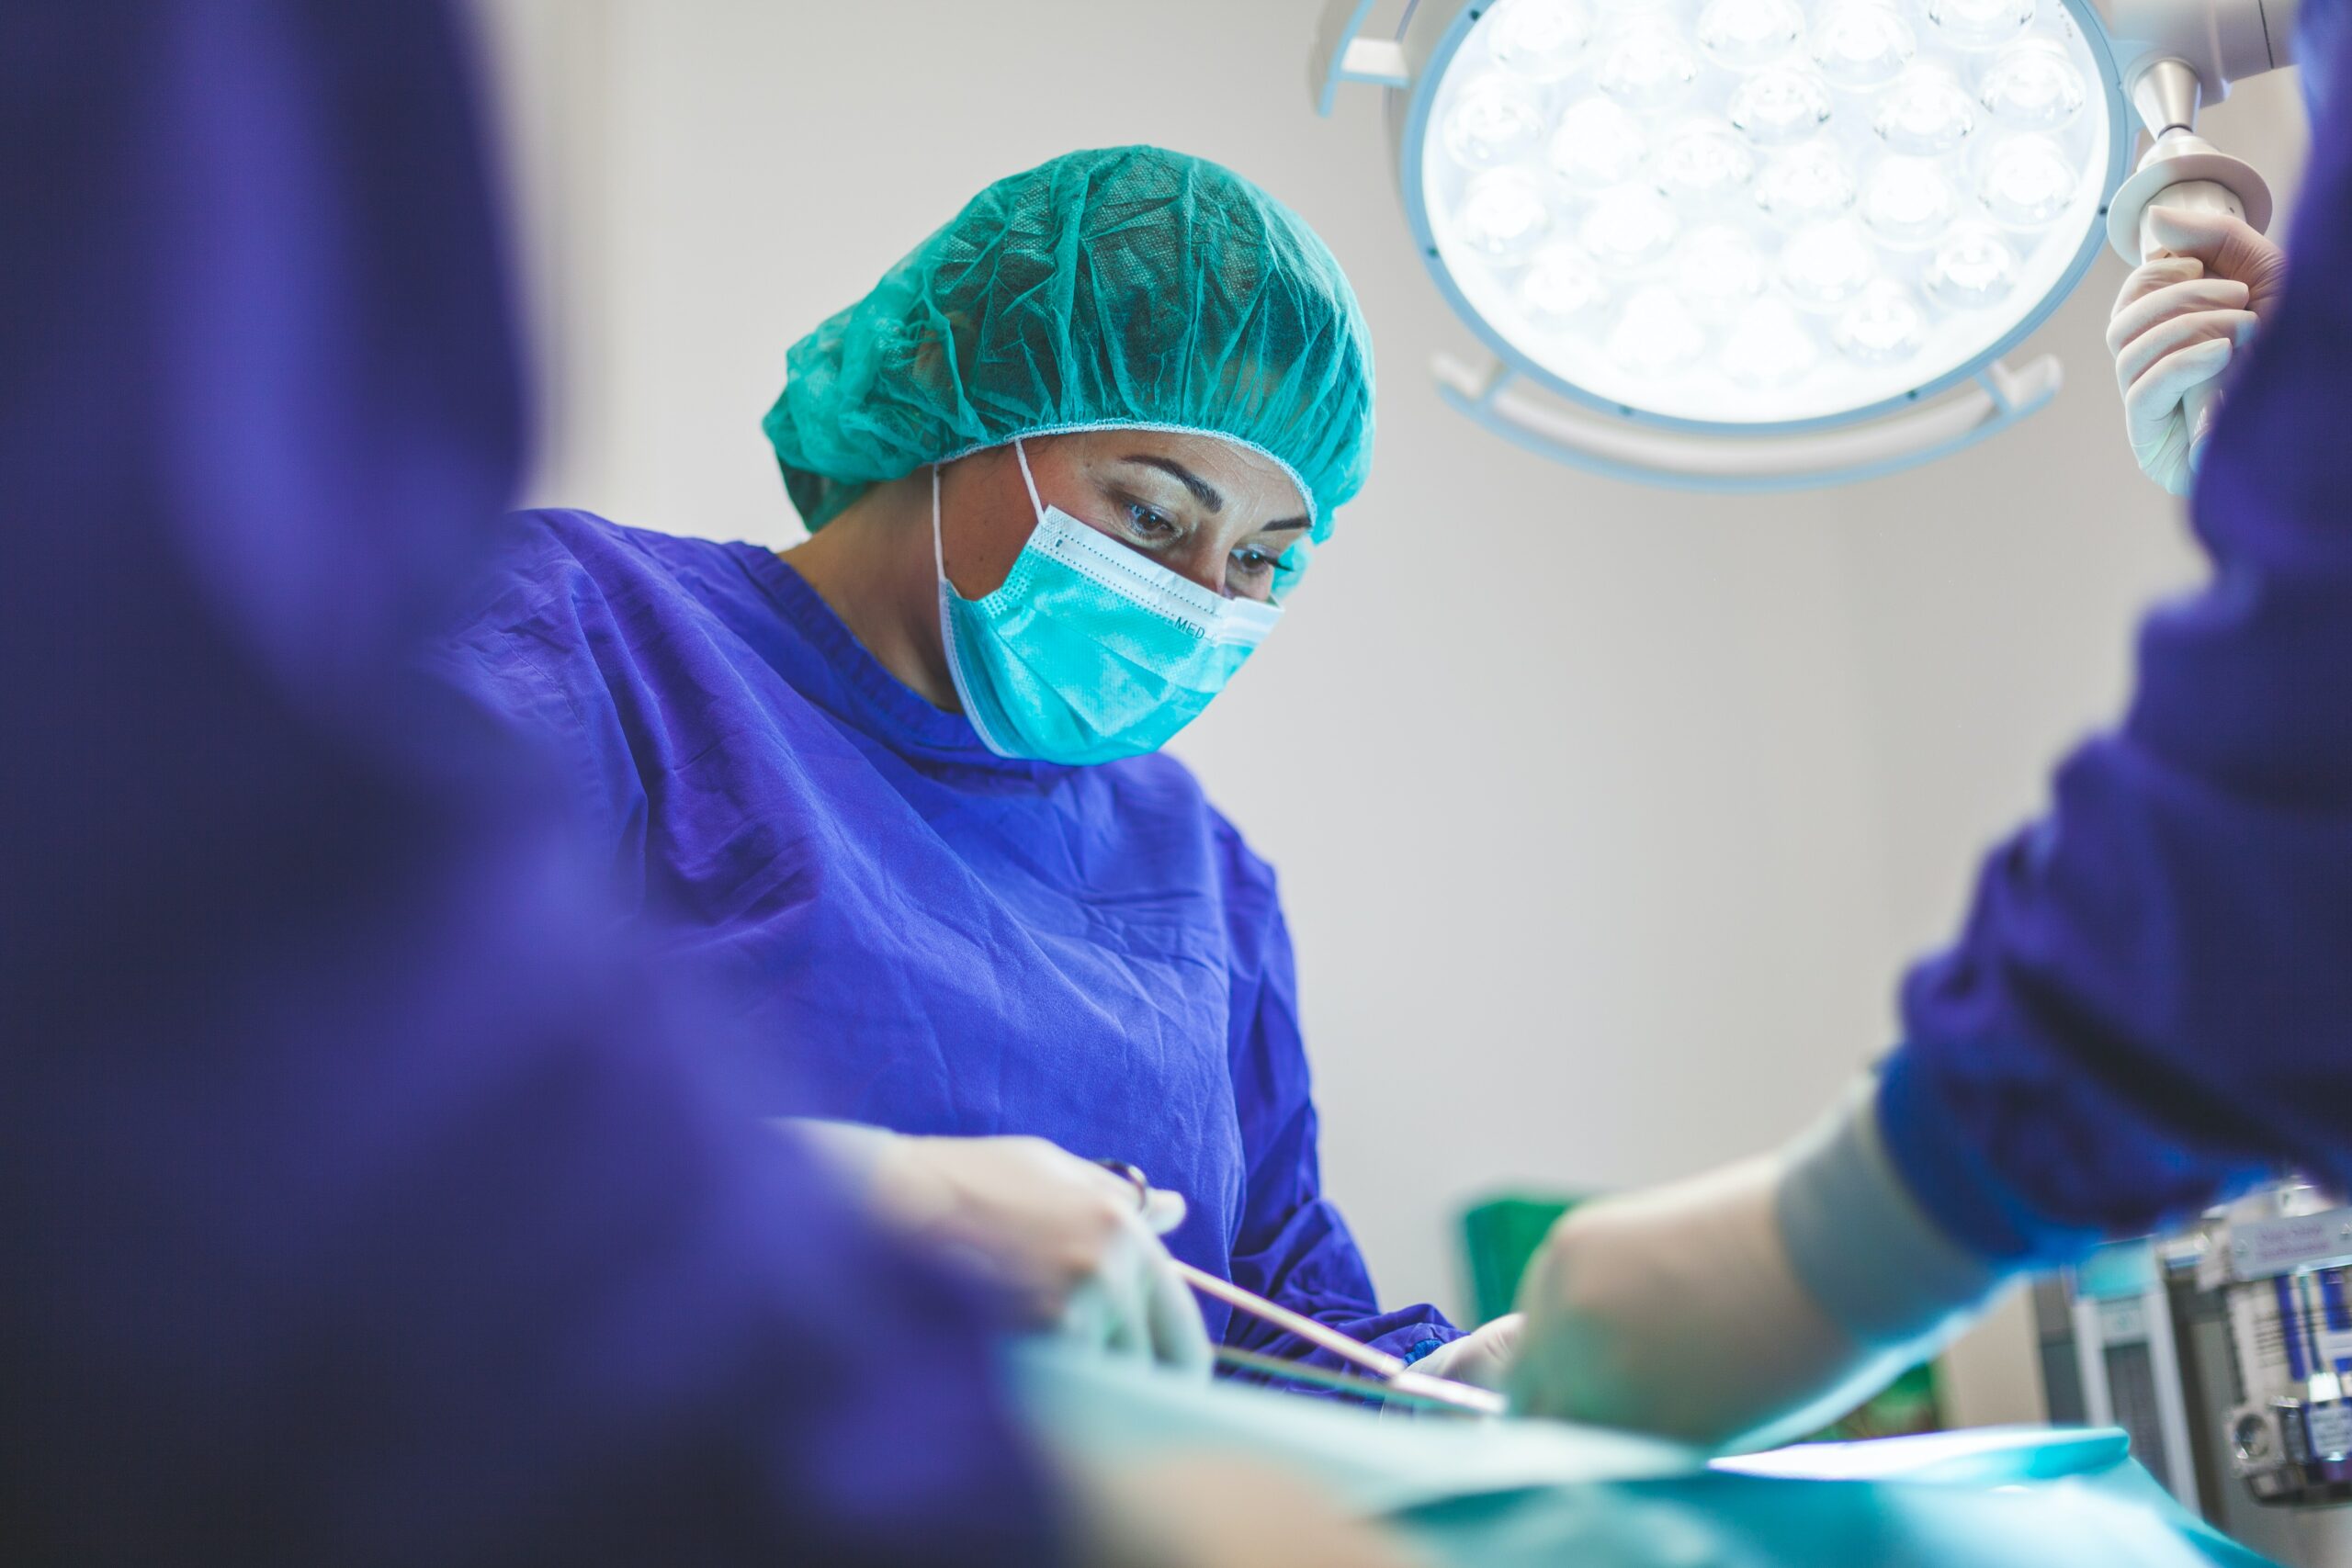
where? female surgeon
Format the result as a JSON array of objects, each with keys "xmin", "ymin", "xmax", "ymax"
[{"xmin": 436, "ymin": 145, "xmax": 1512, "ymax": 1382}]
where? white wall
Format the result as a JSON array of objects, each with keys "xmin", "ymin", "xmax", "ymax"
[{"xmin": 472, "ymin": 0, "xmax": 2308, "ymax": 1333}]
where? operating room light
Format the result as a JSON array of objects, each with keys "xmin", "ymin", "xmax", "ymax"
[
  {"xmin": 1317, "ymin": 0, "xmax": 2296, "ymax": 490},
  {"xmin": 1415, "ymin": 0, "xmax": 2114, "ymax": 428}
]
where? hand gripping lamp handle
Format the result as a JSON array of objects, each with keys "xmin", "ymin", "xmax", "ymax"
[
  {"xmin": 2097, "ymin": 0, "xmax": 2299, "ymax": 467},
  {"xmin": 2151, "ymin": 177, "xmax": 2252, "ymax": 454}
]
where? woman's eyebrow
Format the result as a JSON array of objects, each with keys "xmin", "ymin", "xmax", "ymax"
[
  {"xmin": 1117, "ymin": 455, "xmax": 1308, "ymax": 534},
  {"xmin": 1121, "ymin": 454, "xmax": 1223, "ymax": 513}
]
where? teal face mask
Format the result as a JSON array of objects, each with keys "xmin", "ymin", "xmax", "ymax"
[{"xmin": 933, "ymin": 438, "xmax": 1283, "ymax": 766}]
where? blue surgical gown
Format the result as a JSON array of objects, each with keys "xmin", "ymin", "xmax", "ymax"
[
  {"xmin": 1, "ymin": 4, "xmax": 1057, "ymax": 1562},
  {"xmin": 1880, "ymin": 10, "xmax": 2352, "ymax": 1264},
  {"xmin": 435, "ymin": 508, "xmax": 1457, "ymax": 1366}
]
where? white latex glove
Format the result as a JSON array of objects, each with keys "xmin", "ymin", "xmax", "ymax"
[
  {"xmin": 1413, "ymin": 1313, "xmax": 1524, "ymax": 1392},
  {"xmin": 1375, "ymin": 1313, "xmax": 1522, "ymax": 1420},
  {"xmin": 792, "ymin": 1122, "xmax": 1212, "ymax": 1375},
  {"xmin": 1504, "ymin": 1082, "xmax": 2010, "ymax": 1450},
  {"xmin": 2107, "ymin": 204, "xmax": 2290, "ymax": 495}
]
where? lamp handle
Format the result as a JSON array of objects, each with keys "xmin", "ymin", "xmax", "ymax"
[
  {"xmin": 1310, "ymin": 0, "xmax": 1410, "ymax": 116},
  {"xmin": 2138, "ymin": 177, "xmax": 2248, "ymax": 462}
]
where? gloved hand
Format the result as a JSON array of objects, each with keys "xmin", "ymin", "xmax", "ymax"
[
  {"xmin": 1504, "ymin": 1083, "xmax": 2009, "ymax": 1450},
  {"xmin": 2107, "ymin": 204, "xmax": 2290, "ymax": 494},
  {"xmin": 792, "ymin": 1122, "xmax": 1212, "ymax": 1375},
  {"xmin": 1506, "ymin": 1156, "xmax": 1866, "ymax": 1447},
  {"xmin": 1406, "ymin": 1314, "xmax": 1523, "ymax": 1392},
  {"xmin": 1375, "ymin": 1313, "xmax": 1521, "ymax": 1421}
]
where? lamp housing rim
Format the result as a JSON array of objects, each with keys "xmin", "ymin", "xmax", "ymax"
[{"xmin": 1385, "ymin": 0, "xmax": 2137, "ymax": 438}]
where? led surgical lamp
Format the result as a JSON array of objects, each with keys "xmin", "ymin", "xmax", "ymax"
[{"xmin": 1313, "ymin": 0, "xmax": 2298, "ymax": 491}]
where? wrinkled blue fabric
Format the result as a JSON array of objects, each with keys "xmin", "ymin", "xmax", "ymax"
[
  {"xmin": 1880, "ymin": 15, "xmax": 2352, "ymax": 1263},
  {"xmin": 0, "ymin": 5, "xmax": 1057, "ymax": 1564},
  {"xmin": 2302, "ymin": 0, "xmax": 2346, "ymax": 116},
  {"xmin": 434, "ymin": 509, "xmax": 1457, "ymax": 1371}
]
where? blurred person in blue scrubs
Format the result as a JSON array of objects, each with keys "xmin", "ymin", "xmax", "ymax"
[
  {"xmin": 1492, "ymin": 0, "xmax": 2352, "ymax": 1450},
  {"xmin": 0, "ymin": 6, "xmax": 1429, "ymax": 1564},
  {"xmin": 435, "ymin": 145, "xmax": 1511, "ymax": 1382}
]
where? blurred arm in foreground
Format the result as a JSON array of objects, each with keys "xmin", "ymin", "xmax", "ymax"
[{"xmin": 0, "ymin": 8, "xmax": 1416, "ymax": 1566}]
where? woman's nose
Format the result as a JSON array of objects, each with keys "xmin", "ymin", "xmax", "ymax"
[{"xmin": 1167, "ymin": 540, "xmax": 1229, "ymax": 598}]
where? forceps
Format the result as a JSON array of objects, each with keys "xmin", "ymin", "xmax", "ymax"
[
  {"xmin": 1176, "ymin": 1262, "xmax": 1507, "ymax": 1416},
  {"xmin": 1095, "ymin": 1159, "xmax": 1507, "ymax": 1417}
]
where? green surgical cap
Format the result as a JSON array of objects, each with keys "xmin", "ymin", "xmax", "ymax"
[{"xmin": 763, "ymin": 145, "xmax": 1374, "ymax": 541}]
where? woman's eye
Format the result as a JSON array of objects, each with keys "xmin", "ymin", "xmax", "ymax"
[
  {"xmin": 1230, "ymin": 547, "xmax": 1276, "ymax": 578},
  {"xmin": 1123, "ymin": 502, "xmax": 1176, "ymax": 538}
]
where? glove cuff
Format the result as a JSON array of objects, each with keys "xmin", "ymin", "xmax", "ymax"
[{"xmin": 1773, "ymin": 1078, "xmax": 2022, "ymax": 1355}]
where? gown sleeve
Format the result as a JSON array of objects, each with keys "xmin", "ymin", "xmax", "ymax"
[
  {"xmin": 0, "ymin": 6, "xmax": 1060, "ymax": 1563},
  {"xmin": 429, "ymin": 512, "xmax": 663, "ymax": 907},
  {"xmin": 1215, "ymin": 827, "xmax": 1463, "ymax": 1372},
  {"xmin": 1876, "ymin": 19, "xmax": 2352, "ymax": 1265}
]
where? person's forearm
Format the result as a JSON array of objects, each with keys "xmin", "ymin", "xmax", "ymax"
[
  {"xmin": 780, "ymin": 1116, "xmax": 899, "ymax": 1183},
  {"xmin": 1510, "ymin": 1081, "xmax": 2017, "ymax": 1450}
]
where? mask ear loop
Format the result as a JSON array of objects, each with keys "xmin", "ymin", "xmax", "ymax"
[
  {"xmin": 939, "ymin": 441, "xmax": 1045, "ymax": 592},
  {"xmin": 1012, "ymin": 434, "xmax": 1046, "ymax": 522},
  {"xmin": 932, "ymin": 458, "xmax": 1023, "ymax": 761},
  {"xmin": 931, "ymin": 463, "xmax": 946, "ymax": 585}
]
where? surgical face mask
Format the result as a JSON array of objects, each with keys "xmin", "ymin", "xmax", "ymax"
[{"xmin": 933, "ymin": 437, "xmax": 1283, "ymax": 766}]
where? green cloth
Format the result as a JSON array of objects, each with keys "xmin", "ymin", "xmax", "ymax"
[
  {"xmin": 1461, "ymin": 1193, "xmax": 1585, "ymax": 1325},
  {"xmin": 762, "ymin": 146, "xmax": 1374, "ymax": 540},
  {"xmin": 1012, "ymin": 1345, "xmax": 2274, "ymax": 1568}
]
